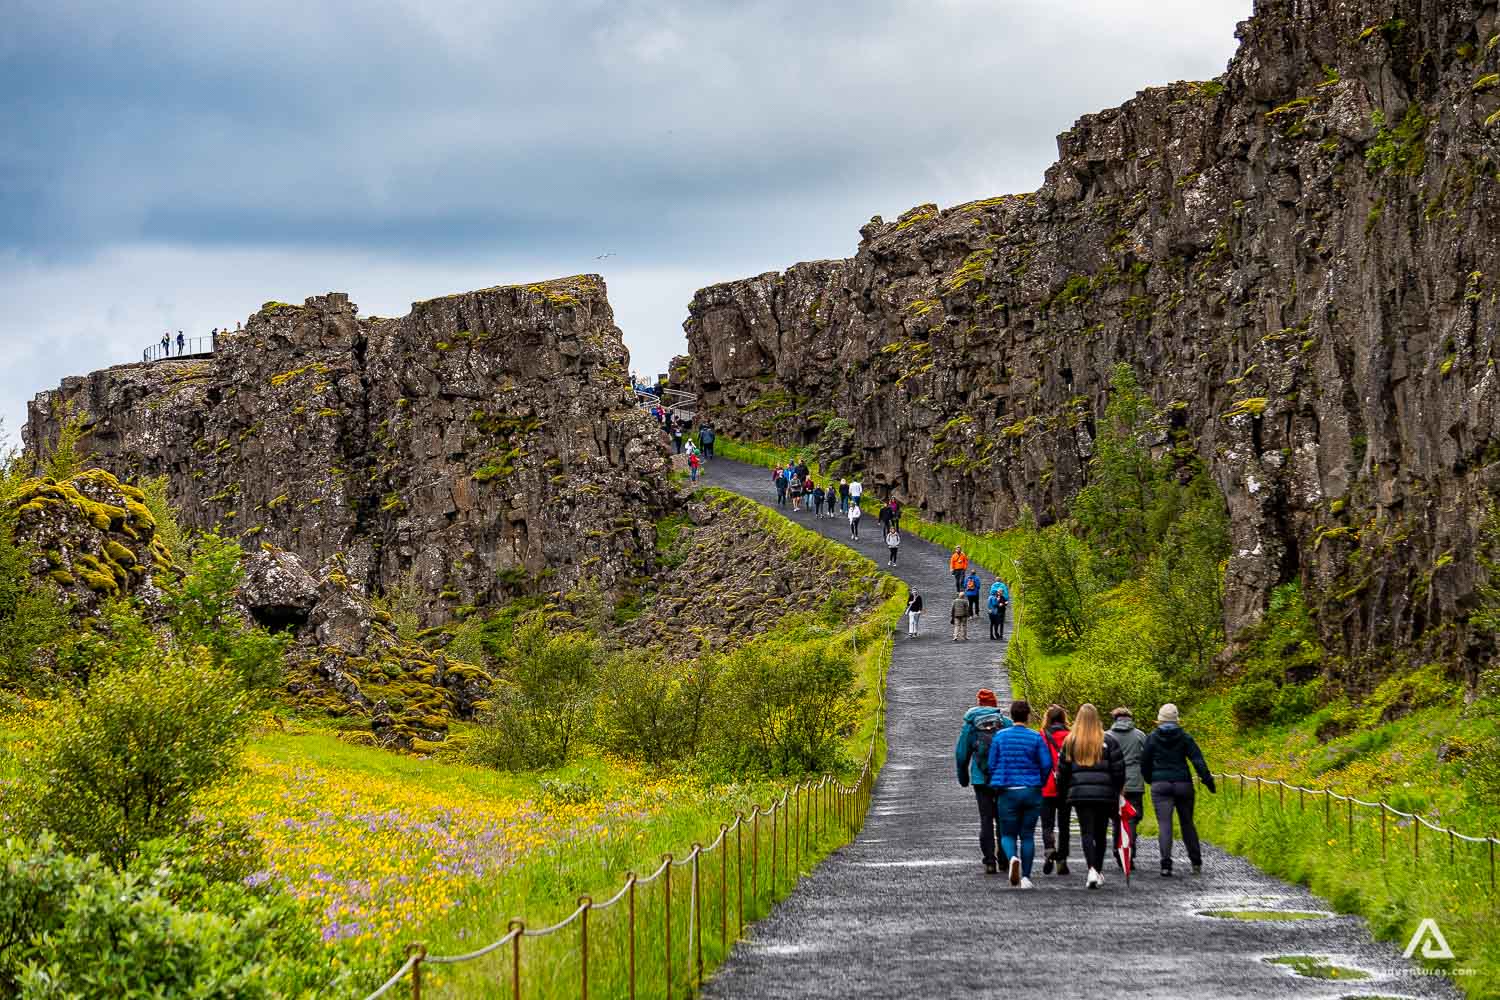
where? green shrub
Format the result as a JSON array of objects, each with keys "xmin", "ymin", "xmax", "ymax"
[
  {"xmin": 1017, "ymin": 521, "xmax": 1106, "ymax": 652},
  {"xmin": 0, "ymin": 833, "xmax": 332, "ymax": 999},
  {"xmin": 467, "ymin": 613, "xmax": 597, "ymax": 770},
  {"xmin": 163, "ymin": 532, "xmax": 286, "ymax": 691},
  {"xmin": 0, "ymin": 512, "xmax": 69, "ymax": 692},
  {"xmin": 598, "ymin": 650, "xmax": 720, "ymax": 765},
  {"xmin": 1231, "ymin": 678, "xmax": 1278, "ymax": 728},
  {"xmin": 15, "ymin": 650, "xmax": 254, "ymax": 866}
]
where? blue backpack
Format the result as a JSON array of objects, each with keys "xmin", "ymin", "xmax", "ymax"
[{"xmin": 987, "ymin": 593, "xmax": 1000, "ymax": 614}]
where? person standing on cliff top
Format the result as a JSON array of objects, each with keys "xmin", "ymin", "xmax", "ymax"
[
  {"xmin": 159, "ymin": 332, "xmax": 169, "ymax": 359},
  {"xmin": 176, "ymin": 331, "xmax": 185, "ymax": 355}
]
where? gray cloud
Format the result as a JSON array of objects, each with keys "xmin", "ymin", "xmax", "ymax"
[{"xmin": 1, "ymin": 0, "xmax": 1252, "ymax": 445}]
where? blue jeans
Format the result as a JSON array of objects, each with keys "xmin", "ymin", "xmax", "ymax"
[{"xmin": 997, "ymin": 787, "xmax": 1044, "ymax": 876}]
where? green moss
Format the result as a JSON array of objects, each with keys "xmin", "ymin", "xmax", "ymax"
[
  {"xmin": 269, "ymin": 363, "xmax": 329, "ymax": 388},
  {"xmin": 894, "ymin": 203, "xmax": 938, "ymax": 231},
  {"xmin": 943, "ymin": 249, "xmax": 994, "ymax": 293},
  {"xmin": 1222, "ymin": 397, "xmax": 1269, "ymax": 419},
  {"xmin": 1365, "ymin": 106, "xmax": 1427, "ymax": 176}
]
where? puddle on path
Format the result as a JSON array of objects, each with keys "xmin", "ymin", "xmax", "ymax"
[
  {"xmin": 1264, "ymin": 955, "xmax": 1372, "ymax": 981},
  {"xmin": 1198, "ymin": 908, "xmax": 1332, "ymax": 921}
]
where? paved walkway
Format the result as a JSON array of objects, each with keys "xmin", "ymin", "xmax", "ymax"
[{"xmin": 702, "ymin": 458, "xmax": 1457, "ymax": 1000}]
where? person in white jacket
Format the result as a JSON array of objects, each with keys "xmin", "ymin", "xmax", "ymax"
[{"xmin": 847, "ymin": 501, "xmax": 862, "ymax": 539}]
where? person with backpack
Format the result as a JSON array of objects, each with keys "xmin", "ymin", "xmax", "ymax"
[
  {"xmin": 1039, "ymin": 705, "xmax": 1072, "ymax": 875},
  {"xmin": 984, "ymin": 699, "xmax": 1053, "ymax": 887},
  {"xmin": 700, "ymin": 425, "xmax": 715, "ymax": 459},
  {"xmin": 1108, "ymin": 707, "xmax": 1147, "ymax": 871},
  {"xmin": 1141, "ymin": 703, "xmax": 1217, "ymax": 877},
  {"xmin": 1056, "ymin": 703, "xmax": 1126, "ymax": 889},
  {"xmin": 885, "ymin": 527, "xmax": 900, "ymax": 567},
  {"xmin": 954, "ymin": 689, "xmax": 1011, "ymax": 874},
  {"xmin": 964, "ymin": 571, "xmax": 982, "ymax": 618},
  {"xmin": 985, "ymin": 587, "xmax": 1007, "ymax": 640},
  {"xmin": 949, "ymin": 589, "xmax": 970, "ymax": 642},
  {"xmin": 847, "ymin": 500, "xmax": 862, "ymax": 539},
  {"xmin": 905, "ymin": 591, "xmax": 923, "ymax": 637},
  {"xmin": 773, "ymin": 469, "xmax": 788, "ymax": 507},
  {"xmin": 949, "ymin": 547, "xmax": 969, "ymax": 592}
]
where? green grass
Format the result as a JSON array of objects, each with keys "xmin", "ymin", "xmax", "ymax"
[
  {"xmin": 1264, "ymin": 955, "xmax": 1370, "ymax": 981},
  {"xmin": 1198, "ymin": 909, "xmax": 1329, "ymax": 921}
]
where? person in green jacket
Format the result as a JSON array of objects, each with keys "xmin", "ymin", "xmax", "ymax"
[
  {"xmin": 1108, "ymin": 707, "xmax": 1147, "ymax": 869},
  {"xmin": 1141, "ymin": 703, "xmax": 1217, "ymax": 876}
]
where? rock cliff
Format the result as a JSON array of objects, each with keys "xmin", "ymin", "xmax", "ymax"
[
  {"xmin": 26, "ymin": 276, "xmax": 673, "ymax": 619},
  {"xmin": 683, "ymin": 0, "xmax": 1500, "ymax": 674}
]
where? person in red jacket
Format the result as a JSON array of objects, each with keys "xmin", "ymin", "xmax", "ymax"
[{"xmin": 1039, "ymin": 704, "xmax": 1072, "ymax": 876}]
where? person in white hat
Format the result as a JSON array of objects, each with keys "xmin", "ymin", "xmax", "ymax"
[{"xmin": 1141, "ymin": 703, "xmax": 1217, "ymax": 876}]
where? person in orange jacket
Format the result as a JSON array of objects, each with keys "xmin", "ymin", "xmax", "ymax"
[{"xmin": 950, "ymin": 547, "xmax": 969, "ymax": 593}]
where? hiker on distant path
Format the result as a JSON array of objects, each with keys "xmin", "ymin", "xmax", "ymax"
[
  {"xmin": 1057, "ymin": 703, "xmax": 1125, "ymax": 889},
  {"xmin": 985, "ymin": 699, "xmax": 1053, "ymax": 888},
  {"xmin": 888, "ymin": 497, "xmax": 901, "ymax": 529},
  {"xmin": 878, "ymin": 500, "xmax": 896, "ymax": 534},
  {"xmin": 700, "ymin": 425, "xmax": 715, "ymax": 459},
  {"xmin": 954, "ymin": 689, "xmax": 1011, "ymax": 875},
  {"xmin": 773, "ymin": 469, "xmax": 788, "ymax": 507},
  {"xmin": 838, "ymin": 478, "xmax": 850, "ymax": 513},
  {"xmin": 688, "ymin": 451, "xmax": 701, "ymax": 482},
  {"xmin": 949, "ymin": 589, "xmax": 970, "ymax": 641},
  {"xmin": 849, "ymin": 476, "xmax": 863, "ymax": 509},
  {"xmin": 985, "ymin": 585, "xmax": 1007, "ymax": 641},
  {"xmin": 1040, "ymin": 705, "xmax": 1072, "ymax": 876},
  {"xmin": 1108, "ymin": 707, "xmax": 1147, "ymax": 871},
  {"xmin": 790, "ymin": 472, "xmax": 804, "ymax": 511},
  {"xmin": 905, "ymin": 591, "xmax": 923, "ymax": 637},
  {"xmin": 847, "ymin": 500, "xmax": 862, "ymax": 539},
  {"xmin": 160, "ymin": 332, "xmax": 170, "ymax": 358},
  {"xmin": 964, "ymin": 571, "xmax": 981, "ymax": 618},
  {"xmin": 812, "ymin": 482, "xmax": 826, "ymax": 517},
  {"xmin": 1141, "ymin": 703, "xmax": 1216, "ymax": 877},
  {"xmin": 949, "ymin": 546, "xmax": 969, "ymax": 592},
  {"xmin": 885, "ymin": 527, "xmax": 900, "ymax": 567},
  {"xmin": 989, "ymin": 580, "xmax": 1010, "ymax": 637},
  {"xmin": 796, "ymin": 460, "xmax": 810, "ymax": 483},
  {"xmin": 176, "ymin": 331, "xmax": 185, "ymax": 355},
  {"xmin": 672, "ymin": 424, "xmax": 684, "ymax": 454}
]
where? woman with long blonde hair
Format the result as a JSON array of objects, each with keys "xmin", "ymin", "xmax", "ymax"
[{"xmin": 1057, "ymin": 703, "xmax": 1125, "ymax": 888}]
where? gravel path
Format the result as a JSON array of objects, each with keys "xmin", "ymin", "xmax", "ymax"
[{"xmin": 700, "ymin": 458, "xmax": 1458, "ymax": 1000}]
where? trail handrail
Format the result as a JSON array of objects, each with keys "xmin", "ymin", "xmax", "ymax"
[
  {"xmin": 361, "ymin": 625, "xmax": 893, "ymax": 1000},
  {"xmin": 1209, "ymin": 770, "xmax": 1498, "ymax": 890},
  {"xmin": 143, "ymin": 334, "xmax": 216, "ymax": 363}
]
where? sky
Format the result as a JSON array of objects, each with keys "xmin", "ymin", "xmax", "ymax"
[{"xmin": 1, "ymin": 0, "xmax": 1253, "ymax": 448}]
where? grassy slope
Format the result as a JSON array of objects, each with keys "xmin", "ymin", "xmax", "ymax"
[{"xmin": 716, "ymin": 436, "xmax": 1495, "ymax": 995}]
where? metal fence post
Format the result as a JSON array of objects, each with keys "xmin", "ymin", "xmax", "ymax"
[{"xmin": 578, "ymin": 897, "xmax": 591, "ymax": 1000}]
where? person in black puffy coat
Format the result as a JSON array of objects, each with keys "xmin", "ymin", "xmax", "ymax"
[
  {"xmin": 1141, "ymin": 702, "xmax": 1217, "ymax": 876},
  {"xmin": 1056, "ymin": 703, "xmax": 1125, "ymax": 889}
]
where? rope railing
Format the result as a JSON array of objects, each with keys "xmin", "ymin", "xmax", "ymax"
[
  {"xmin": 1209, "ymin": 771, "xmax": 1498, "ymax": 891},
  {"xmin": 363, "ymin": 628, "xmax": 893, "ymax": 1000}
]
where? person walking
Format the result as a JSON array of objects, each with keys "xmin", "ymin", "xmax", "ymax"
[
  {"xmin": 964, "ymin": 571, "xmax": 982, "ymax": 618},
  {"xmin": 905, "ymin": 591, "xmax": 923, "ymax": 637},
  {"xmin": 1056, "ymin": 703, "xmax": 1125, "ymax": 889},
  {"xmin": 847, "ymin": 500, "xmax": 862, "ymax": 539},
  {"xmin": 888, "ymin": 497, "xmax": 902, "ymax": 529},
  {"xmin": 1040, "ymin": 705, "xmax": 1072, "ymax": 875},
  {"xmin": 160, "ymin": 332, "xmax": 170, "ymax": 358},
  {"xmin": 949, "ymin": 589, "xmax": 971, "ymax": 642},
  {"xmin": 700, "ymin": 425, "xmax": 715, "ymax": 459},
  {"xmin": 672, "ymin": 424, "xmax": 684, "ymax": 454},
  {"xmin": 812, "ymin": 483, "xmax": 826, "ymax": 517},
  {"xmin": 985, "ymin": 700, "xmax": 1053, "ymax": 888},
  {"xmin": 949, "ymin": 546, "xmax": 969, "ymax": 592},
  {"xmin": 838, "ymin": 478, "xmax": 850, "ymax": 514},
  {"xmin": 774, "ymin": 469, "xmax": 788, "ymax": 507},
  {"xmin": 1141, "ymin": 703, "xmax": 1216, "ymax": 877},
  {"xmin": 885, "ymin": 527, "xmax": 900, "ymax": 567},
  {"xmin": 986, "ymin": 586, "xmax": 1007, "ymax": 640},
  {"xmin": 849, "ymin": 476, "xmax": 863, "ymax": 509},
  {"xmin": 688, "ymin": 451, "xmax": 701, "ymax": 482},
  {"xmin": 1109, "ymin": 707, "xmax": 1148, "ymax": 871},
  {"xmin": 878, "ymin": 500, "xmax": 896, "ymax": 535},
  {"xmin": 955, "ymin": 690, "xmax": 1011, "ymax": 875},
  {"xmin": 790, "ymin": 473, "xmax": 804, "ymax": 512}
]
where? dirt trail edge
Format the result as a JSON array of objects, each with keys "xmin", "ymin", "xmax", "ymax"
[{"xmin": 702, "ymin": 458, "xmax": 1457, "ymax": 1000}]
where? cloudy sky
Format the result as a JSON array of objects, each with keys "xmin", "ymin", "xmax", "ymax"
[{"xmin": 1, "ymin": 0, "xmax": 1252, "ymax": 447}]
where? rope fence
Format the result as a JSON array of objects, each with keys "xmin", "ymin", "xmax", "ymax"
[
  {"xmin": 364, "ymin": 628, "xmax": 893, "ymax": 1000},
  {"xmin": 1207, "ymin": 771, "xmax": 1498, "ymax": 893}
]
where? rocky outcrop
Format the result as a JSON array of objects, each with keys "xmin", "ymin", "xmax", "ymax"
[
  {"xmin": 683, "ymin": 0, "xmax": 1500, "ymax": 674},
  {"xmin": 25, "ymin": 277, "xmax": 673, "ymax": 620}
]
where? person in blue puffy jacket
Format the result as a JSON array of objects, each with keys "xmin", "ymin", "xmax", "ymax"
[{"xmin": 985, "ymin": 700, "xmax": 1054, "ymax": 888}]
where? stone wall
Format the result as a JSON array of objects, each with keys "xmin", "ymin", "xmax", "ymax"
[{"xmin": 683, "ymin": 0, "xmax": 1500, "ymax": 673}]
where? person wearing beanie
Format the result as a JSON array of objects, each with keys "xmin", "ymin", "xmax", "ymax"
[
  {"xmin": 954, "ymin": 689, "xmax": 1012, "ymax": 874},
  {"xmin": 1141, "ymin": 703, "xmax": 1217, "ymax": 877},
  {"xmin": 1108, "ymin": 707, "xmax": 1147, "ymax": 870}
]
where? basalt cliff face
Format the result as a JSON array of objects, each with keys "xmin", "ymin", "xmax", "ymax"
[
  {"xmin": 685, "ymin": 0, "xmax": 1500, "ymax": 674},
  {"xmin": 25, "ymin": 276, "xmax": 673, "ymax": 620}
]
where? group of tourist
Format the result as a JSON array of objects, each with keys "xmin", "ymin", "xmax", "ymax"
[
  {"xmin": 149, "ymin": 321, "xmax": 243, "ymax": 363},
  {"xmin": 956, "ymin": 695, "xmax": 1215, "ymax": 889},
  {"xmin": 769, "ymin": 464, "xmax": 907, "ymax": 558}
]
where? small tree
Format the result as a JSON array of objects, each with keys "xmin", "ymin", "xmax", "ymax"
[
  {"xmin": 1017, "ymin": 521, "xmax": 1106, "ymax": 651},
  {"xmin": 469, "ymin": 612, "xmax": 597, "ymax": 770},
  {"xmin": 165, "ymin": 533, "xmax": 286, "ymax": 691}
]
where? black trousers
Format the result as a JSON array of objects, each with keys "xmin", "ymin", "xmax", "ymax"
[
  {"xmin": 1041, "ymin": 796, "xmax": 1071, "ymax": 859},
  {"xmin": 1074, "ymin": 800, "xmax": 1111, "ymax": 873},
  {"xmin": 967, "ymin": 594, "xmax": 979, "ymax": 617},
  {"xmin": 974, "ymin": 786, "xmax": 1010, "ymax": 867},
  {"xmin": 988, "ymin": 612, "xmax": 1002, "ymax": 639},
  {"xmin": 995, "ymin": 604, "xmax": 1007, "ymax": 638},
  {"xmin": 952, "ymin": 569, "xmax": 965, "ymax": 591}
]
